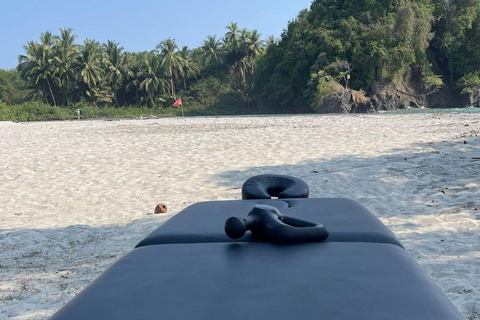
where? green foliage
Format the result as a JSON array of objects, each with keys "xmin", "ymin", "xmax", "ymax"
[
  {"xmin": 0, "ymin": 101, "xmax": 71, "ymax": 121},
  {"xmin": 5, "ymin": 1, "xmax": 480, "ymax": 119},
  {"xmin": 0, "ymin": 69, "xmax": 27, "ymax": 104},
  {"xmin": 210, "ymin": 92, "xmax": 248, "ymax": 114},
  {"xmin": 0, "ymin": 101, "xmax": 177, "ymax": 122},
  {"xmin": 184, "ymin": 92, "xmax": 248, "ymax": 116},
  {"xmin": 423, "ymin": 74, "xmax": 444, "ymax": 91},
  {"xmin": 8, "ymin": 23, "xmax": 266, "ymax": 120},
  {"xmin": 458, "ymin": 72, "xmax": 480, "ymax": 94},
  {"xmin": 310, "ymin": 71, "xmax": 340, "ymax": 109},
  {"xmin": 253, "ymin": 0, "xmax": 480, "ymax": 112},
  {"xmin": 188, "ymin": 76, "xmax": 232, "ymax": 107},
  {"xmin": 431, "ymin": 0, "xmax": 480, "ymax": 82}
]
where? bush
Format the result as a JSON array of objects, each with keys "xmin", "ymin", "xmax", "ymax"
[
  {"xmin": 458, "ymin": 72, "xmax": 480, "ymax": 95},
  {"xmin": 167, "ymin": 77, "xmax": 250, "ymax": 116},
  {"xmin": 0, "ymin": 86, "xmax": 252, "ymax": 121},
  {"xmin": 0, "ymin": 102, "xmax": 177, "ymax": 122},
  {"xmin": 0, "ymin": 69, "xmax": 27, "ymax": 105},
  {"xmin": 0, "ymin": 101, "xmax": 71, "ymax": 121},
  {"xmin": 210, "ymin": 92, "xmax": 248, "ymax": 115},
  {"xmin": 310, "ymin": 72, "xmax": 343, "ymax": 110}
]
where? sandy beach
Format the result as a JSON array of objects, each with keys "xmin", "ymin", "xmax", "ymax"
[{"xmin": 1, "ymin": 113, "xmax": 479, "ymax": 319}]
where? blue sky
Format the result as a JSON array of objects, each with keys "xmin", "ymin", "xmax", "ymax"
[{"xmin": 0, "ymin": 0, "xmax": 312, "ymax": 69}]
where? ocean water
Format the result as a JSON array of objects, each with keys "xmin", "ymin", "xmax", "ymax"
[
  {"xmin": 214, "ymin": 108, "xmax": 480, "ymax": 119},
  {"xmin": 217, "ymin": 107, "xmax": 480, "ymax": 118},
  {"xmin": 380, "ymin": 107, "xmax": 480, "ymax": 114}
]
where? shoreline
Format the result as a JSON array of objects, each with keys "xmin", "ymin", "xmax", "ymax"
[{"xmin": 1, "ymin": 106, "xmax": 480, "ymax": 124}]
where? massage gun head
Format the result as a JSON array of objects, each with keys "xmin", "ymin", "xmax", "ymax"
[{"xmin": 224, "ymin": 217, "xmax": 247, "ymax": 239}]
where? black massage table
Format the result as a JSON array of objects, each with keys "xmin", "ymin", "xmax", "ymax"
[
  {"xmin": 50, "ymin": 175, "xmax": 464, "ymax": 320},
  {"xmin": 135, "ymin": 198, "xmax": 402, "ymax": 247}
]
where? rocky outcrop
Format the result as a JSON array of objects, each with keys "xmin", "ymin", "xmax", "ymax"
[
  {"xmin": 466, "ymin": 89, "xmax": 480, "ymax": 107},
  {"xmin": 372, "ymin": 84, "xmax": 477, "ymax": 110},
  {"xmin": 316, "ymin": 88, "xmax": 374, "ymax": 113},
  {"xmin": 370, "ymin": 84, "xmax": 423, "ymax": 111},
  {"xmin": 426, "ymin": 86, "xmax": 470, "ymax": 108},
  {"xmin": 316, "ymin": 83, "xmax": 478, "ymax": 113}
]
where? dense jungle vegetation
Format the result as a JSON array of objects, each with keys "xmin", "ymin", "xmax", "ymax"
[
  {"xmin": 1, "ymin": 0, "xmax": 480, "ymax": 120},
  {"xmin": 254, "ymin": 0, "xmax": 480, "ymax": 112},
  {"xmin": 0, "ymin": 22, "xmax": 265, "ymax": 120}
]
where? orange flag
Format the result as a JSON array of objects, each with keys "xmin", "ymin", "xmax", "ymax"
[{"xmin": 173, "ymin": 97, "xmax": 182, "ymax": 107}]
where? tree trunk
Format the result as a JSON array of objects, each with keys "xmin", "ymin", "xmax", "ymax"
[
  {"xmin": 240, "ymin": 67, "xmax": 246, "ymax": 91},
  {"xmin": 46, "ymin": 78, "xmax": 56, "ymax": 106},
  {"xmin": 42, "ymin": 87, "xmax": 50, "ymax": 105},
  {"xmin": 122, "ymin": 88, "xmax": 127, "ymax": 106},
  {"xmin": 65, "ymin": 77, "xmax": 70, "ymax": 107},
  {"xmin": 170, "ymin": 76, "xmax": 175, "ymax": 96},
  {"xmin": 113, "ymin": 84, "xmax": 120, "ymax": 107}
]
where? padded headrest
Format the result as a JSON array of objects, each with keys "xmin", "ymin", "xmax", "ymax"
[{"xmin": 241, "ymin": 174, "xmax": 309, "ymax": 199}]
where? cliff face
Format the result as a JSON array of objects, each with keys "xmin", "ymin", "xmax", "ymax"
[
  {"xmin": 370, "ymin": 85, "xmax": 422, "ymax": 111},
  {"xmin": 316, "ymin": 84, "xmax": 479, "ymax": 114},
  {"xmin": 316, "ymin": 89, "xmax": 374, "ymax": 113},
  {"xmin": 426, "ymin": 87, "xmax": 470, "ymax": 108}
]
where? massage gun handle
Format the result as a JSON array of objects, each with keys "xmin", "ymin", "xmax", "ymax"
[{"xmin": 253, "ymin": 215, "xmax": 329, "ymax": 244}]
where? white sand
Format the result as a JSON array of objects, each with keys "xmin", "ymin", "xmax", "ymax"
[{"xmin": 1, "ymin": 113, "xmax": 479, "ymax": 319}]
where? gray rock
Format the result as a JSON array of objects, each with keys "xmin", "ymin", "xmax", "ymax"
[
  {"xmin": 427, "ymin": 86, "xmax": 470, "ymax": 108},
  {"xmin": 317, "ymin": 89, "xmax": 373, "ymax": 113},
  {"xmin": 370, "ymin": 84, "xmax": 421, "ymax": 111}
]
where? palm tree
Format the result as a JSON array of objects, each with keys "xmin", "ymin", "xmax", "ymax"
[
  {"xmin": 78, "ymin": 39, "xmax": 104, "ymax": 88},
  {"xmin": 224, "ymin": 22, "xmax": 240, "ymax": 48},
  {"xmin": 266, "ymin": 35, "xmax": 277, "ymax": 48},
  {"xmin": 17, "ymin": 34, "xmax": 57, "ymax": 106},
  {"xmin": 139, "ymin": 53, "xmax": 170, "ymax": 107},
  {"xmin": 51, "ymin": 28, "xmax": 79, "ymax": 106},
  {"xmin": 124, "ymin": 51, "xmax": 152, "ymax": 105},
  {"xmin": 76, "ymin": 39, "xmax": 108, "ymax": 105},
  {"xmin": 39, "ymin": 31, "xmax": 55, "ymax": 51},
  {"xmin": 245, "ymin": 30, "xmax": 265, "ymax": 74},
  {"xmin": 224, "ymin": 28, "xmax": 265, "ymax": 89},
  {"xmin": 103, "ymin": 40, "xmax": 132, "ymax": 106},
  {"xmin": 84, "ymin": 84, "xmax": 113, "ymax": 107},
  {"xmin": 224, "ymin": 27, "xmax": 249, "ymax": 89},
  {"xmin": 156, "ymin": 38, "xmax": 184, "ymax": 96},
  {"xmin": 200, "ymin": 35, "xmax": 222, "ymax": 65},
  {"xmin": 178, "ymin": 46, "xmax": 199, "ymax": 91}
]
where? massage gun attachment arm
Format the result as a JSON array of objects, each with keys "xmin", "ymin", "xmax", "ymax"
[{"xmin": 224, "ymin": 204, "xmax": 329, "ymax": 243}]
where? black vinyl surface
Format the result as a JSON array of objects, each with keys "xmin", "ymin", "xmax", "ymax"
[
  {"xmin": 136, "ymin": 198, "xmax": 403, "ymax": 248},
  {"xmin": 241, "ymin": 174, "xmax": 309, "ymax": 199},
  {"xmin": 50, "ymin": 242, "xmax": 463, "ymax": 320}
]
